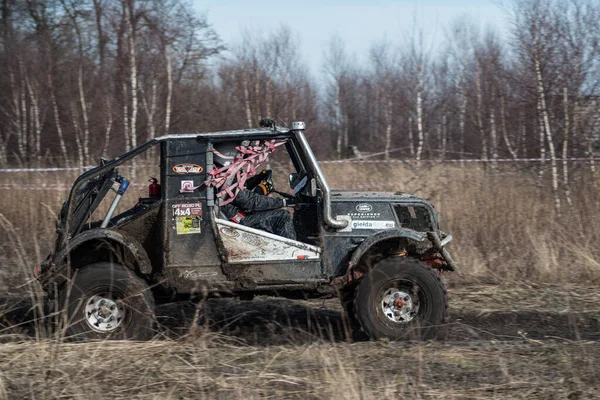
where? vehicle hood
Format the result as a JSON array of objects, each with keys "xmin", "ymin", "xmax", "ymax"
[{"xmin": 330, "ymin": 190, "xmax": 427, "ymax": 203}]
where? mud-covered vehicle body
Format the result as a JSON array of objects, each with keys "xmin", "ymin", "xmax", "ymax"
[{"xmin": 36, "ymin": 121, "xmax": 456, "ymax": 340}]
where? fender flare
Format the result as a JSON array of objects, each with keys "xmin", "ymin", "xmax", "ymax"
[
  {"xmin": 349, "ymin": 229, "xmax": 426, "ymax": 268},
  {"xmin": 333, "ymin": 229, "xmax": 427, "ymax": 289},
  {"xmin": 53, "ymin": 228, "xmax": 153, "ymax": 276}
]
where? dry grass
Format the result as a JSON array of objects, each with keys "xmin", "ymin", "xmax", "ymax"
[
  {"xmin": 2, "ymin": 163, "xmax": 600, "ymax": 399},
  {"xmin": 3, "ymin": 162, "xmax": 600, "ymax": 286},
  {"xmin": 0, "ymin": 334, "xmax": 598, "ymax": 399}
]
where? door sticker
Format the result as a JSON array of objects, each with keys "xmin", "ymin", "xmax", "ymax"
[
  {"xmin": 180, "ymin": 180, "xmax": 196, "ymax": 193},
  {"xmin": 356, "ymin": 203, "xmax": 373, "ymax": 212},
  {"xmin": 172, "ymin": 163, "xmax": 203, "ymax": 174},
  {"xmin": 172, "ymin": 203, "xmax": 202, "ymax": 235},
  {"xmin": 350, "ymin": 220, "xmax": 395, "ymax": 230},
  {"xmin": 337, "ymin": 215, "xmax": 395, "ymax": 232}
]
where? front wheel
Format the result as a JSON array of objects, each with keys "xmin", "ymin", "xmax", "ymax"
[
  {"xmin": 353, "ymin": 257, "xmax": 447, "ymax": 340},
  {"xmin": 58, "ymin": 262, "xmax": 155, "ymax": 340}
]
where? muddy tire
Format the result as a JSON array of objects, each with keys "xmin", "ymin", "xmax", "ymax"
[
  {"xmin": 58, "ymin": 262, "xmax": 155, "ymax": 340},
  {"xmin": 339, "ymin": 287, "xmax": 359, "ymax": 328},
  {"xmin": 339, "ymin": 287, "xmax": 369, "ymax": 341},
  {"xmin": 353, "ymin": 257, "xmax": 447, "ymax": 340}
]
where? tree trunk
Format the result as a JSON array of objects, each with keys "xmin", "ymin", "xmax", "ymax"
[
  {"xmin": 78, "ymin": 65, "xmax": 90, "ymax": 163},
  {"xmin": 441, "ymin": 114, "xmax": 447, "ymax": 160},
  {"xmin": 537, "ymin": 96, "xmax": 546, "ymax": 185},
  {"xmin": 9, "ymin": 71, "xmax": 23, "ymax": 160},
  {"xmin": 140, "ymin": 79, "xmax": 157, "ymax": 139},
  {"xmin": 127, "ymin": 7, "xmax": 138, "ymax": 150},
  {"xmin": 265, "ymin": 78, "xmax": 272, "ymax": 118},
  {"xmin": 70, "ymin": 102, "xmax": 85, "ymax": 169},
  {"xmin": 416, "ymin": 68, "xmax": 424, "ymax": 170},
  {"xmin": 490, "ymin": 90, "xmax": 498, "ymax": 170},
  {"xmin": 562, "ymin": 86, "xmax": 572, "ymax": 207},
  {"xmin": 102, "ymin": 100, "xmax": 113, "ymax": 157},
  {"xmin": 122, "ymin": 78, "xmax": 130, "ymax": 151},
  {"xmin": 586, "ymin": 112, "xmax": 597, "ymax": 179},
  {"xmin": 500, "ymin": 93, "xmax": 518, "ymax": 159},
  {"xmin": 19, "ymin": 64, "xmax": 27, "ymax": 160},
  {"xmin": 243, "ymin": 70, "xmax": 253, "ymax": 129},
  {"xmin": 459, "ymin": 81, "xmax": 467, "ymax": 161},
  {"xmin": 25, "ymin": 74, "xmax": 41, "ymax": 160},
  {"xmin": 165, "ymin": 43, "xmax": 173, "ymax": 134},
  {"xmin": 384, "ymin": 96, "xmax": 392, "ymax": 160},
  {"xmin": 475, "ymin": 68, "xmax": 487, "ymax": 162},
  {"xmin": 372, "ymin": 83, "xmax": 380, "ymax": 141},
  {"xmin": 254, "ymin": 61, "xmax": 260, "ymax": 120},
  {"xmin": 535, "ymin": 57, "xmax": 560, "ymax": 215},
  {"xmin": 342, "ymin": 112, "xmax": 349, "ymax": 156},
  {"xmin": 334, "ymin": 82, "xmax": 342, "ymax": 159},
  {"xmin": 48, "ymin": 73, "xmax": 68, "ymax": 163},
  {"xmin": 408, "ymin": 117, "xmax": 415, "ymax": 158}
]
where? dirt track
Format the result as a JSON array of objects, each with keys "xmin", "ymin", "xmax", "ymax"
[
  {"xmin": 2, "ymin": 286, "xmax": 599, "ymax": 345},
  {"xmin": 1, "ymin": 286, "xmax": 600, "ymax": 398}
]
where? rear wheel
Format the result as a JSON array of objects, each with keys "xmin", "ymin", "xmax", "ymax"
[
  {"xmin": 353, "ymin": 257, "xmax": 447, "ymax": 340},
  {"xmin": 58, "ymin": 262, "xmax": 155, "ymax": 340}
]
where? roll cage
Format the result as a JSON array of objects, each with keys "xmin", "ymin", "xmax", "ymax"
[{"xmin": 60, "ymin": 123, "xmax": 347, "ymax": 248}]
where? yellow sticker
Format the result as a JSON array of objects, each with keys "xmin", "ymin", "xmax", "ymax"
[{"xmin": 175, "ymin": 216, "xmax": 201, "ymax": 235}]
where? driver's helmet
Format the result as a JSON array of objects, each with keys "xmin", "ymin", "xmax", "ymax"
[{"xmin": 246, "ymin": 169, "xmax": 274, "ymax": 195}]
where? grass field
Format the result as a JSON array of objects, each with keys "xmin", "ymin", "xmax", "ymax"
[
  {"xmin": 1, "ymin": 287, "xmax": 600, "ymax": 399},
  {"xmin": 1, "ymin": 162, "xmax": 600, "ymax": 399}
]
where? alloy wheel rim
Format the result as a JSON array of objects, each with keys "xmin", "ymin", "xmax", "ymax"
[
  {"xmin": 380, "ymin": 288, "xmax": 419, "ymax": 323},
  {"xmin": 84, "ymin": 295, "xmax": 125, "ymax": 333}
]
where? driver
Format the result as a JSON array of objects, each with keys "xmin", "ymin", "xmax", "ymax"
[{"xmin": 221, "ymin": 169, "xmax": 297, "ymax": 240}]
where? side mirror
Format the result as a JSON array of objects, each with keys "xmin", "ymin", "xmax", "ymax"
[{"xmin": 289, "ymin": 173, "xmax": 299, "ymax": 189}]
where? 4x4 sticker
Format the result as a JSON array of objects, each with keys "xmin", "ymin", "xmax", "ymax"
[
  {"xmin": 172, "ymin": 163, "xmax": 203, "ymax": 174},
  {"xmin": 172, "ymin": 203, "xmax": 202, "ymax": 234},
  {"xmin": 356, "ymin": 203, "xmax": 373, "ymax": 212}
]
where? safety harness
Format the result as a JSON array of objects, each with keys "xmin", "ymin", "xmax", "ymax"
[{"xmin": 204, "ymin": 139, "xmax": 287, "ymax": 206}]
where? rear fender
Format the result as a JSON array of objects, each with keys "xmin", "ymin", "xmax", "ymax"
[{"xmin": 44, "ymin": 229, "xmax": 152, "ymax": 289}]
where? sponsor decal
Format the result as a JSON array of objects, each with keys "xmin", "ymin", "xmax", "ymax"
[
  {"xmin": 356, "ymin": 203, "xmax": 373, "ymax": 213},
  {"xmin": 348, "ymin": 212, "xmax": 381, "ymax": 219},
  {"xmin": 172, "ymin": 203, "xmax": 202, "ymax": 234},
  {"xmin": 180, "ymin": 180, "xmax": 196, "ymax": 193},
  {"xmin": 220, "ymin": 226, "xmax": 240, "ymax": 238},
  {"xmin": 178, "ymin": 270, "xmax": 219, "ymax": 279},
  {"xmin": 241, "ymin": 232, "xmax": 267, "ymax": 247},
  {"xmin": 351, "ymin": 220, "xmax": 396, "ymax": 230},
  {"xmin": 172, "ymin": 163, "xmax": 203, "ymax": 174},
  {"xmin": 172, "ymin": 203, "xmax": 202, "ymax": 217}
]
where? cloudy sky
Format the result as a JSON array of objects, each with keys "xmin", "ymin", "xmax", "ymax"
[{"xmin": 194, "ymin": 0, "xmax": 509, "ymax": 75}]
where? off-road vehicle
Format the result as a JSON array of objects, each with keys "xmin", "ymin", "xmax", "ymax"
[{"xmin": 35, "ymin": 120, "xmax": 456, "ymax": 340}]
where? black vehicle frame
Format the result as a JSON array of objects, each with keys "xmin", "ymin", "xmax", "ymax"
[{"xmin": 36, "ymin": 121, "xmax": 457, "ymax": 340}]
